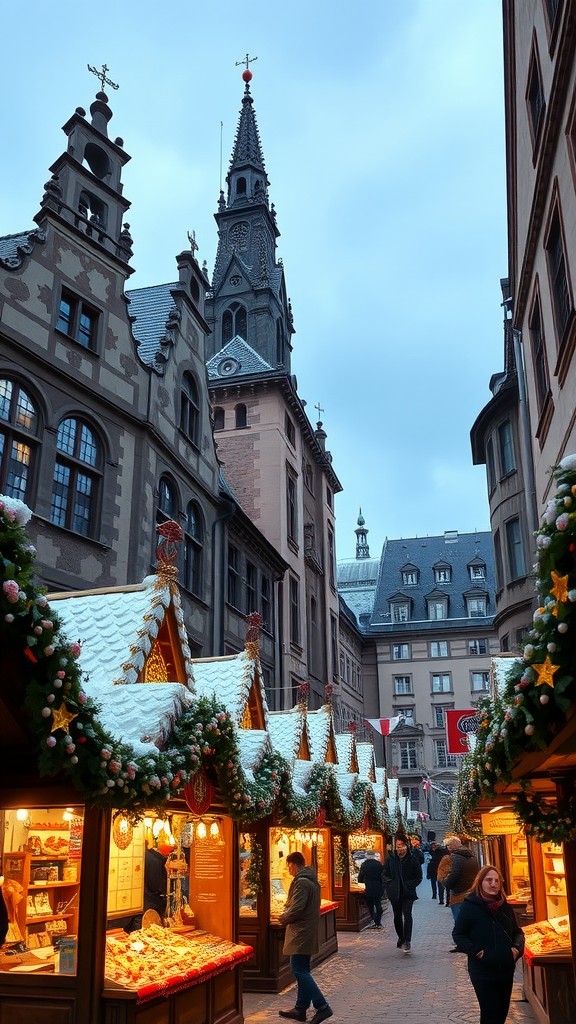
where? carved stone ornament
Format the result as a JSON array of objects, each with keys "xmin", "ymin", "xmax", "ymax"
[{"xmin": 0, "ymin": 229, "xmax": 46, "ymax": 273}]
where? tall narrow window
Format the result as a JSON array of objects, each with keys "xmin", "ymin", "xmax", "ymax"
[
  {"xmin": 546, "ymin": 209, "xmax": 572, "ymax": 342},
  {"xmin": 180, "ymin": 372, "xmax": 200, "ymax": 446},
  {"xmin": 290, "ymin": 577, "xmax": 300, "ymax": 645},
  {"xmin": 183, "ymin": 501, "xmax": 203, "ymax": 596},
  {"xmin": 529, "ymin": 295, "xmax": 550, "ymax": 413},
  {"xmin": 245, "ymin": 561, "xmax": 257, "ymax": 614},
  {"xmin": 327, "ymin": 524, "xmax": 335, "ymax": 587},
  {"xmin": 498, "ymin": 420, "xmax": 515, "ymax": 476},
  {"xmin": 260, "ymin": 576, "xmax": 271, "ymax": 631},
  {"xmin": 213, "ymin": 407, "xmax": 225, "ymax": 431},
  {"xmin": 494, "ymin": 529, "xmax": 504, "ymax": 590},
  {"xmin": 399, "ymin": 741, "xmax": 417, "ymax": 770},
  {"xmin": 486, "ymin": 437, "xmax": 496, "ymax": 492},
  {"xmin": 506, "ymin": 517, "xmax": 526, "ymax": 580},
  {"xmin": 0, "ymin": 379, "xmax": 39, "ymax": 502},
  {"xmin": 222, "ymin": 302, "xmax": 247, "ymax": 344},
  {"xmin": 235, "ymin": 403, "xmax": 247, "ymax": 429},
  {"xmin": 286, "ymin": 468, "xmax": 298, "ymax": 543},
  {"xmin": 227, "ymin": 544, "xmax": 240, "ymax": 607},
  {"xmin": 308, "ymin": 596, "xmax": 318, "ymax": 674},
  {"xmin": 527, "ymin": 49, "xmax": 545, "ymax": 144},
  {"xmin": 330, "ymin": 613, "xmax": 338, "ymax": 678},
  {"xmin": 50, "ymin": 418, "xmax": 100, "ymax": 536}
]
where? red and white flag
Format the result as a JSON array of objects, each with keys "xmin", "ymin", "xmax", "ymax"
[{"xmin": 365, "ymin": 716, "xmax": 402, "ymax": 736}]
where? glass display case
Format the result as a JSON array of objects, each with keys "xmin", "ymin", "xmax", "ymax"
[
  {"xmin": 348, "ymin": 832, "xmax": 384, "ymax": 892},
  {"xmin": 268, "ymin": 827, "xmax": 332, "ymax": 918},
  {"xmin": 505, "ymin": 832, "xmax": 532, "ymax": 900},
  {"xmin": 0, "ymin": 805, "xmax": 83, "ymax": 973},
  {"xmin": 239, "ymin": 831, "xmax": 260, "ymax": 918}
]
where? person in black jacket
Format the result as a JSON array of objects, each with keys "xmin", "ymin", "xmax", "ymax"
[
  {"xmin": 444, "ymin": 837, "xmax": 480, "ymax": 924},
  {"xmin": 452, "ymin": 865, "xmax": 524, "ymax": 1024},
  {"xmin": 382, "ymin": 834, "xmax": 422, "ymax": 952},
  {"xmin": 358, "ymin": 852, "xmax": 384, "ymax": 929},
  {"xmin": 426, "ymin": 841, "xmax": 447, "ymax": 902}
]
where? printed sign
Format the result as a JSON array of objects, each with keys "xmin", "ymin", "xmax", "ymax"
[{"xmin": 445, "ymin": 709, "xmax": 479, "ymax": 754}]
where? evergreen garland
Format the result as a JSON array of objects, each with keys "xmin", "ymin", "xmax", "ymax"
[{"xmin": 453, "ymin": 455, "xmax": 576, "ymax": 839}]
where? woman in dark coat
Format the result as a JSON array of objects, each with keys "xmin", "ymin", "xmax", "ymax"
[
  {"xmin": 383, "ymin": 834, "xmax": 422, "ymax": 952},
  {"xmin": 452, "ymin": 864, "xmax": 524, "ymax": 1024}
]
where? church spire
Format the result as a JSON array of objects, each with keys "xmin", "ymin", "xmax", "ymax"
[
  {"xmin": 227, "ymin": 61, "xmax": 268, "ymax": 206},
  {"xmin": 355, "ymin": 509, "xmax": 370, "ymax": 559}
]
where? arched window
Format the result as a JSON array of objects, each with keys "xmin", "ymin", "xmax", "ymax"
[
  {"xmin": 180, "ymin": 372, "xmax": 200, "ymax": 446},
  {"xmin": 50, "ymin": 417, "xmax": 100, "ymax": 536},
  {"xmin": 157, "ymin": 476, "xmax": 178, "ymax": 523},
  {"xmin": 213, "ymin": 407, "xmax": 225, "ymax": 431},
  {"xmin": 0, "ymin": 379, "xmax": 39, "ymax": 503},
  {"xmin": 235, "ymin": 403, "xmax": 247, "ymax": 429},
  {"xmin": 237, "ymin": 177, "xmax": 247, "ymax": 195},
  {"xmin": 222, "ymin": 302, "xmax": 247, "ymax": 344},
  {"xmin": 276, "ymin": 318, "xmax": 284, "ymax": 364},
  {"xmin": 184, "ymin": 500, "xmax": 204, "ymax": 596}
]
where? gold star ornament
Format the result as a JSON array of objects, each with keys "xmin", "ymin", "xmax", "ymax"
[
  {"xmin": 50, "ymin": 703, "xmax": 78, "ymax": 733},
  {"xmin": 534, "ymin": 657, "xmax": 559, "ymax": 689},
  {"xmin": 550, "ymin": 571, "xmax": 570, "ymax": 604}
]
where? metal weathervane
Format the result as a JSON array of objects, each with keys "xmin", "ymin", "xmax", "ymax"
[{"xmin": 87, "ymin": 63, "xmax": 119, "ymax": 92}]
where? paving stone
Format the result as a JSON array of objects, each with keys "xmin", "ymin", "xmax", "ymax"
[{"xmin": 243, "ymin": 880, "xmax": 538, "ymax": 1024}]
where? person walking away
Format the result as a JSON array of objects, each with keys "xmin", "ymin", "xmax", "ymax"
[
  {"xmin": 427, "ymin": 841, "xmax": 447, "ymax": 903},
  {"xmin": 444, "ymin": 837, "xmax": 479, "ymax": 942},
  {"xmin": 383, "ymin": 833, "xmax": 422, "ymax": 953},
  {"xmin": 278, "ymin": 851, "xmax": 333, "ymax": 1024},
  {"xmin": 411, "ymin": 838, "xmax": 425, "ymax": 866},
  {"xmin": 358, "ymin": 851, "xmax": 384, "ymax": 929},
  {"xmin": 453, "ymin": 865, "xmax": 524, "ymax": 1024}
]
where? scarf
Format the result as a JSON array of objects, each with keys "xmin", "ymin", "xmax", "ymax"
[{"xmin": 482, "ymin": 895, "xmax": 505, "ymax": 915}]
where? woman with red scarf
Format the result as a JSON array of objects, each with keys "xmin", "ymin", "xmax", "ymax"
[{"xmin": 452, "ymin": 865, "xmax": 525, "ymax": 1024}]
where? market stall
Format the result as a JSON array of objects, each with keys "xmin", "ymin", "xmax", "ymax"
[{"xmin": 332, "ymin": 828, "xmax": 385, "ymax": 932}]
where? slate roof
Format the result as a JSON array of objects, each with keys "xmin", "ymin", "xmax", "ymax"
[
  {"xmin": 126, "ymin": 282, "xmax": 177, "ymax": 367},
  {"xmin": 369, "ymin": 530, "xmax": 495, "ymax": 630},
  {"xmin": 207, "ymin": 336, "xmax": 274, "ymax": 381},
  {"xmin": 0, "ymin": 231, "xmax": 34, "ymax": 260},
  {"xmin": 47, "ymin": 575, "xmax": 194, "ymax": 756},
  {"xmin": 337, "ymin": 559, "xmax": 380, "ymax": 623}
]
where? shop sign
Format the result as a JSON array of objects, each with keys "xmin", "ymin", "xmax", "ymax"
[
  {"xmin": 481, "ymin": 810, "xmax": 521, "ymax": 835},
  {"xmin": 184, "ymin": 771, "xmax": 215, "ymax": 814}
]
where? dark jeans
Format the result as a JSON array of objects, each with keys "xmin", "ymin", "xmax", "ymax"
[
  {"xmin": 391, "ymin": 897, "xmax": 415, "ymax": 942},
  {"xmin": 365, "ymin": 894, "xmax": 383, "ymax": 925},
  {"xmin": 470, "ymin": 972, "xmax": 514, "ymax": 1024},
  {"xmin": 430, "ymin": 877, "xmax": 445, "ymax": 901},
  {"xmin": 290, "ymin": 954, "xmax": 329, "ymax": 1011}
]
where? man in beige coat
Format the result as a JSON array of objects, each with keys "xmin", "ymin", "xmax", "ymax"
[{"xmin": 278, "ymin": 851, "xmax": 333, "ymax": 1024}]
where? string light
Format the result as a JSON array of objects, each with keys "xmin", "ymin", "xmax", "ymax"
[
  {"xmin": 196, "ymin": 820, "xmax": 207, "ymax": 839},
  {"xmin": 210, "ymin": 820, "xmax": 220, "ymax": 838}
]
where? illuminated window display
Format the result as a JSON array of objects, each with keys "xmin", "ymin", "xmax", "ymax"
[
  {"xmin": 269, "ymin": 827, "xmax": 332, "ymax": 918},
  {"xmin": 239, "ymin": 832, "xmax": 261, "ymax": 918},
  {"xmin": 347, "ymin": 832, "xmax": 384, "ymax": 892},
  {"xmin": 505, "ymin": 832, "xmax": 531, "ymax": 902},
  {"xmin": 0, "ymin": 805, "xmax": 84, "ymax": 974}
]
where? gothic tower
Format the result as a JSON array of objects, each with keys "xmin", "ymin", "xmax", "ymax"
[{"xmin": 205, "ymin": 67, "xmax": 294, "ymax": 371}]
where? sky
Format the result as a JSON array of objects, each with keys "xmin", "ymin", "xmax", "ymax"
[{"xmin": 0, "ymin": 1, "xmax": 507, "ymax": 560}]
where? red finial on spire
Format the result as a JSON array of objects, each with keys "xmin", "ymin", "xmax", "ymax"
[{"xmin": 242, "ymin": 69, "xmax": 253, "ymax": 84}]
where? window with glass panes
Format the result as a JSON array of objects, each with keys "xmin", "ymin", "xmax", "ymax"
[
  {"xmin": 392, "ymin": 603, "xmax": 409, "ymax": 623},
  {"xmin": 432, "ymin": 673, "xmax": 451, "ymax": 693},
  {"xmin": 471, "ymin": 671, "xmax": 490, "ymax": 692},
  {"xmin": 392, "ymin": 643, "xmax": 410, "ymax": 660},
  {"xmin": 429, "ymin": 641, "xmax": 448, "ymax": 657},
  {"xmin": 0, "ymin": 379, "xmax": 38, "ymax": 502},
  {"xmin": 399, "ymin": 741, "xmax": 417, "ymax": 770},
  {"xmin": 50, "ymin": 417, "xmax": 99, "ymax": 536},
  {"xmin": 468, "ymin": 639, "xmax": 488, "ymax": 656},
  {"xmin": 434, "ymin": 739, "xmax": 457, "ymax": 768},
  {"xmin": 428, "ymin": 599, "xmax": 447, "ymax": 620},
  {"xmin": 56, "ymin": 290, "xmax": 99, "ymax": 349},
  {"xmin": 227, "ymin": 544, "xmax": 240, "ymax": 607},
  {"xmin": 434, "ymin": 705, "xmax": 449, "ymax": 728},
  {"xmin": 183, "ymin": 501, "xmax": 203, "ymax": 596},
  {"xmin": 394, "ymin": 675, "xmax": 412, "ymax": 695},
  {"xmin": 245, "ymin": 561, "xmax": 257, "ymax": 614}
]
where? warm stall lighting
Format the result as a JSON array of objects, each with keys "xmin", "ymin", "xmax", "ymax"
[
  {"xmin": 210, "ymin": 820, "xmax": 220, "ymax": 838},
  {"xmin": 143, "ymin": 817, "xmax": 153, "ymax": 829},
  {"xmin": 62, "ymin": 810, "xmax": 74, "ymax": 822},
  {"xmin": 16, "ymin": 809, "xmax": 29, "ymax": 822},
  {"xmin": 196, "ymin": 820, "xmax": 207, "ymax": 840},
  {"xmin": 152, "ymin": 818, "xmax": 166, "ymax": 837}
]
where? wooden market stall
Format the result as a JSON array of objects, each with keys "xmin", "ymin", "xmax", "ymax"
[{"xmin": 0, "ymin": 526, "xmax": 253, "ymax": 1024}]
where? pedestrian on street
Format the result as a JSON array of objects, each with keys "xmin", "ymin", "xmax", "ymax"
[
  {"xmin": 383, "ymin": 833, "xmax": 422, "ymax": 953},
  {"xmin": 443, "ymin": 836, "xmax": 480, "ymax": 939},
  {"xmin": 452, "ymin": 865, "xmax": 525, "ymax": 1024},
  {"xmin": 358, "ymin": 851, "xmax": 384, "ymax": 929},
  {"xmin": 278, "ymin": 851, "xmax": 333, "ymax": 1024},
  {"xmin": 426, "ymin": 841, "xmax": 447, "ymax": 903}
]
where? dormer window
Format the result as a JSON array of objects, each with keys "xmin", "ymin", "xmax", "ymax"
[
  {"xmin": 389, "ymin": 592, "xmax": 412, "ymax": 623},
  {"xmin": 468, "ymin": 561, "xmax": 486, "ymax": 581},
  {"xmin": 427, "ymin": 598, "xmax": 448, "ymax": 620},
  {"xmin": 401, "ymin": 563, "xmax": 419, "ymax": 587},
  {"xmin": 433, "ymin": 562, "xmax": 452, "ymax": 584},
  {"xmin": 466, "ymin": 595, "xmax": 488, "ymax": 618}
]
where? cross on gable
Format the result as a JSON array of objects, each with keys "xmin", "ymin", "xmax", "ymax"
[
  {"xmin": 187, "ymin": 230, "xmax": 199, "ymax": 257},
  {"xmin": 87, "ymin": 63, "xmax": 119, "ymax": 92}
]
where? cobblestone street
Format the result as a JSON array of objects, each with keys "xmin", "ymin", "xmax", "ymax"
[{"xmin": 243, "ymin": 885, "xmax": 537, "ymax": 1024}]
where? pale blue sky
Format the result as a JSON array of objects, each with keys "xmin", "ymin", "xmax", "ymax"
[{"xmin": 0, "ymin": 1, "xmax": 506, "ymax": 560}]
